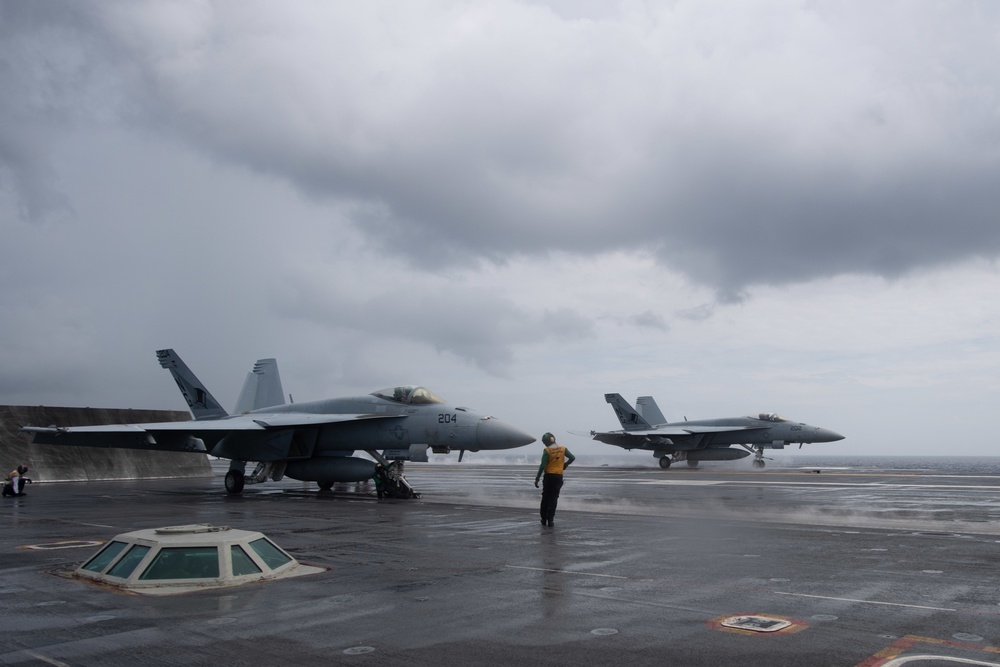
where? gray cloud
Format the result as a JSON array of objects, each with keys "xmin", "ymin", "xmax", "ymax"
[
  {"xmin": 675, "ymin": 303, "xmax": 715, "ymax": 322},
  {"xmin": 272, "ymin": 276, "xmax": 594, "ymax": 376},
  {"xmin": 4, "ymin": 1, "xmax": 1000, "ymax": 298},
  {"xmin": 629, "ymin": 310, "xmax": 668, "ymax": 331}
]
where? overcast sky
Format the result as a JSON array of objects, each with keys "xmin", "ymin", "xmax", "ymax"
[{"xmin": 3, "ymin": 1, "xmax": 1000, "ymax": 461}]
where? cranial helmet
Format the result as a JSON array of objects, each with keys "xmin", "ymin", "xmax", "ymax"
[{"xmin": 542, "ymin": 432, "xmax": 555, "ymax": 446}]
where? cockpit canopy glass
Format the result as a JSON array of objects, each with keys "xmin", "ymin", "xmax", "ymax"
[
  {"xmin": 752, "ymin": 413, "xmax": 787, "ymax": 422},
  {"xmin": 371, "ymin": 385, "xmax": 446, "ymax": 405}
]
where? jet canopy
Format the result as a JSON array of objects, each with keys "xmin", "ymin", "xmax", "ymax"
[
  {"xmin": 371, "ymin": 385, "xmax": 446, "ymax": 405},
  {"xmin": 753, "ymin": 413, "xmax": 788, "ymax": 422}
]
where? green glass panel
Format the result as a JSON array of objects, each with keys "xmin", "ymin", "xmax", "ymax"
[
  {"xmin": 81, "ymin": 541, "xmax": 128, "ymax": 573},
  {"xmin": 139, "ymin": 547, "xmax": 220, "ymax": 580},
  {"xmin": 231, "ymin": 545, "xmax": 262, "ymax": 576},
  {"xmin": 249, "ymin": 538, "xmax": 291, "ymax": 570},
  {"xmin": 107, "ymin": 544, "xmax": 150, "ymax": 579}
]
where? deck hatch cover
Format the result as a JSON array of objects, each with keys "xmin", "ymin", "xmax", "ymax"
[{"xmin": 721, "ymin": 616, "xmax": 792, "ymax": 633}]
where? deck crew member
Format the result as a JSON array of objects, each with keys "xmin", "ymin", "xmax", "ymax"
[{"xmin": 534, "ymin": 433, "xmax": 574, "ymax": 527}]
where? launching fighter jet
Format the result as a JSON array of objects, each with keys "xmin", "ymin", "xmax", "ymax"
[
  {"xmin": 23, "ymin": 349, "xmax": 535, "ymax": 496},
  {"xmin": 591, "ymin": 393, "xmax": 844, "ymax": 469}
]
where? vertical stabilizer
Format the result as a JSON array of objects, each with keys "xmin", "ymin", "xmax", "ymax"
[
  {"xmin": 636, "ymin": 396, "xmax": 668, "ymax": 426},
  {"xmin": 156, "ymin": 349, "xmax": 228, "ymax": 420},
  {"xmin": 234, "ymin": 358, "xmax": 286, "ymax": 413},
  {"xmin": 604, "ymin": 393, "xmax": 652, "ymax": 431}
]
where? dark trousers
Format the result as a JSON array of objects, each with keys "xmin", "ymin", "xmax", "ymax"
[
  {"xmin": 540, "ymin": 473, "xmax": 564, "ymax": 522},
  {"xmin": 2, "ymin": 479, "xmax": 24, "ymax": 496}
]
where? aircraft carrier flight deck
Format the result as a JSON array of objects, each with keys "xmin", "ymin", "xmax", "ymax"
[{"xmin": 3, "ymin": 460, "xmax": 1000, "ymax": 666}]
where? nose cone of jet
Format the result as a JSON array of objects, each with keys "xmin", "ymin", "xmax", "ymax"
[
  {"xmin": 814, "ymin": 427, "xmax": 845, "ymax": 442},
  {"xmin": 476, "ymin": 418, "xmax": 536, "ymax": 450}
]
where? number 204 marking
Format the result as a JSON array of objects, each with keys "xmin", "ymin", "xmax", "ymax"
[{"xmin": 438, "ymin": 414, "xmax": 458, "ymax": 424}]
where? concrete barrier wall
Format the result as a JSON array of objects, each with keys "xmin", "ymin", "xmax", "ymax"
[{"xmin": 0, "ymin": 406, "xmax": 211, "ymax": 482}]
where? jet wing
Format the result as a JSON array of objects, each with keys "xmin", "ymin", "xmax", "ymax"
[
  {"xmin": 24, "ymin": 413, "xmax": 398, "ymax": 434},
  {"xmin": 22, "ymin": 413, "xmax": 404, "ymax": 454},
  {"xmin": 247, "ymin": 413, "xmax": 396, "ymax": 429},
  {"xmin": 603, "ymin": 425, "xmax": 769, "ymax": 437},
  {"xmin": 591, "ymin": 424, "xmax": 770, "ymax": 450}
]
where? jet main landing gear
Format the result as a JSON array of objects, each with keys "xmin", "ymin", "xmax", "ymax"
[
  {"xmin": 224, "ymin": 469, "xmax": 245, "ymax": 494},
  {"xmin": 224, "ymin": 461, "xmax": 283, "ymax": 495},
  {"xmin": 741, "ymin": 445, "xmax": 769, "ymax": 469},
  {"xmin": 658, "ymin": 454, "xmax": 699, "ymax": 469},
  {"xmin": 658, "ymin": 455, "xmax": 699, "ymax": 469}
]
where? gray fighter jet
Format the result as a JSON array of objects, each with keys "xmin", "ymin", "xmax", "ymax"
[
  {"xmin": 592, "ymin": 393, "xmax": 844, "ymax": 469},
  {"xmin": 23, "ymin": 349, "xmax": 535, "ymax": 496}
]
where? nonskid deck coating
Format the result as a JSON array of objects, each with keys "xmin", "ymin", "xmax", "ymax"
[{"xmin": 3, "ymin": 461, "xmax": 1000, "ymax": 666}]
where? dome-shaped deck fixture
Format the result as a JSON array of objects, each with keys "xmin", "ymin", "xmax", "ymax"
[{"xmin": 75, "ymin": 524, "xmax": 323, "ymax": 595}]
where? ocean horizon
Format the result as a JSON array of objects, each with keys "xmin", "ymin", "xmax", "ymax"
[{"xmin": 428, "ymin": 452, "xmax": 1000, "ymax": 474}]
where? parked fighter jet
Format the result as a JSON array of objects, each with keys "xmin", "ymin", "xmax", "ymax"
[
  {"xmin": 23, "ymin": 349, "xmax": 535, "ymax": 496},
  {"xmin": 592, "ymin": 393, "xmax": 844, "ymax": 469}
]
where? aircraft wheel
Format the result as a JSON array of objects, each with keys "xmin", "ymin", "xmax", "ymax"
[
  {"xmin": 658, "ymin": 457, "xmax": 672, "ymax": 470},
  {"xmin": 318, "ymin": 481, "xmax": 333, "ymax": 491},
  {"xmin": 686, "ymin": 460, "xmax": 699, "ymax": 468},
  {"xmin": 752, "ymin": 459, "xmax": 765, "ymax": 469},
  {"xmin": 224, "ymin": 470, "xmax": 245, "ymax": 494}
]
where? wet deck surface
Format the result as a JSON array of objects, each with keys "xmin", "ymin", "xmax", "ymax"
[{"xmin": 3, "ymin": 461, "xmax": 1000, "ymax": 666}]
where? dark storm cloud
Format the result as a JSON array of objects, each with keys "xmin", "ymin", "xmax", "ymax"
[
  {"xmin": 272, "ymin": 277, "xmax": 594, "ymax": 375},
  {"xmin": 4, "ymin": 1, "xmax": 1000, "ymax": 297},
  {"xmin": 647, "ymin": 146, "xmax": 1000, "ymax": 299}
]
